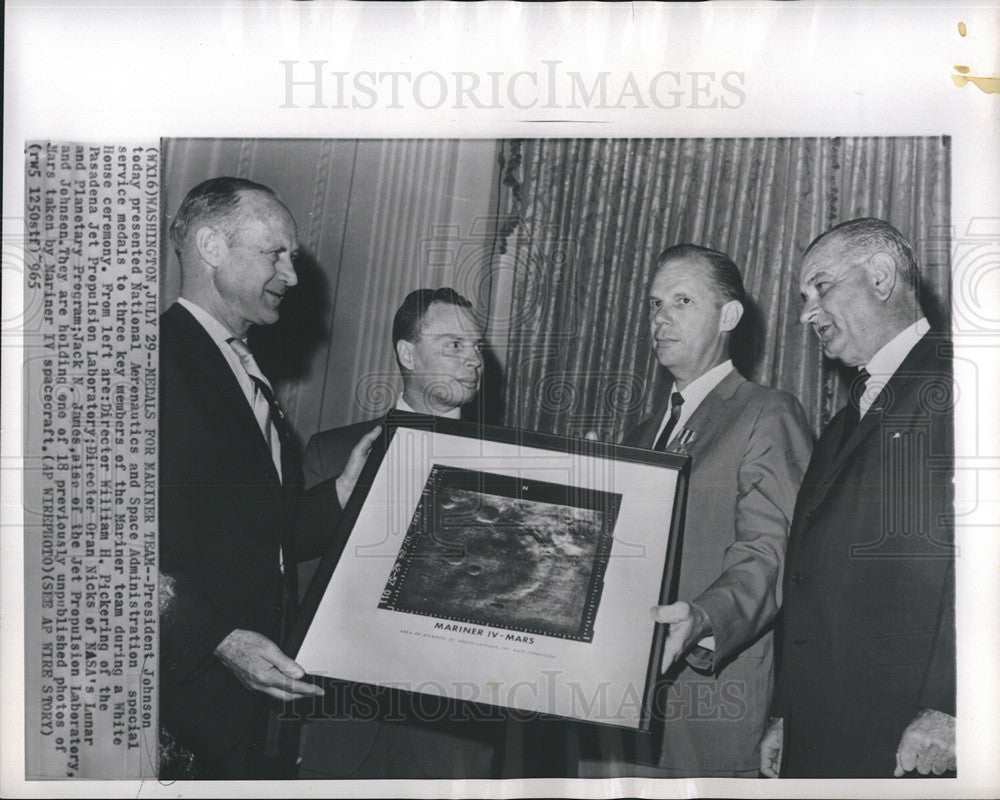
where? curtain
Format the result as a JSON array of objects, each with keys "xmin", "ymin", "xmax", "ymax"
[
  {"xmin": 497, "ymin": 137, "xmax": 950, "ymax": 439},
  {"xmin": 161, "ymin": 138, "xmax": 501, "ymax": 447}
]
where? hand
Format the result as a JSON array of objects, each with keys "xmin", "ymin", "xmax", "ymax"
[
  {"xmin": 214, "ymin": 629, "xmax": 324, "ymax": 702},
  {"xmin": 650, "ymin": 601, "xmax": 710, "ymax": 672},
  {"xmin": 894, "ymin": 708, "xmax": 955, "ymax": 776},
  {"xmin": 760, "ymin": 716, "xmax": 783, "ymax": 777},
  {"xmin": 335, "ymin": 426, "xmax": 381, "ymax": 506}
]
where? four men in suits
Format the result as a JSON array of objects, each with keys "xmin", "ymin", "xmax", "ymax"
[
  {"xmin": 579, "ymin": 245, "xmax": 814, "ymax": 777},
  {"xmin": 761, "ymin": 218, "xmax": 956, "ymax": 778},
  {"xmin": 160, "ymin": 175, "xmax": 956, "ymax": 780},
  {"xmin": 159, "ymin": 178, "xmax": 373, "ymax": 778},
  {"xmin": 296, "ymin": 287, "xmax": 506, "ymax": 779}
]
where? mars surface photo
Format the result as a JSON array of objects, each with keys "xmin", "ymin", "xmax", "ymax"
[{"xmin": 379, "ymin": 466, "xmax": 621, "ymax": 642}]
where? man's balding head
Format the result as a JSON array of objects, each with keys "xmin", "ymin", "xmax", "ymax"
[
  {"xmin": 170, "ymin": 177, "xmax": 300, "ymax": 337},
  {"xmin": 799, "ymin": 218, "xmax": 921, "ymax": 367},
  {"xmin": 169, "ymin": 177, "xmax": 282, "ymax": 259}
]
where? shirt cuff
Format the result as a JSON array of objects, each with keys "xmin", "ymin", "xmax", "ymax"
[{"xmin": 683, "ymin": 603, "xmax": 715, "ymax": 671}]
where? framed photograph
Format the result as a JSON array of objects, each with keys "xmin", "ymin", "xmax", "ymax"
[
  {"xmin": 288, "ymin": 414, "xmax": 689, "ymax": 732},
  {"xmin": 6, "ymin": 2, "xmax": 1000, "ymax": 797}
]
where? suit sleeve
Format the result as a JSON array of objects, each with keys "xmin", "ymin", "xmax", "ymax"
[
  {"xmin": 691, "ymin": 391, "xmax": 814, "ymax": 669},
  {"xmin": 919, "ymin": 559, "xmax": 956, "ymax": 715},
  {"xmin": 918, "ymin": 396, "xmax": 956, "ymax": 716},
  {"xmin": 293, "ymin": 482, "xmax": 344, "ymax": 562},
  {"xmin": 291, "ymin": 432, "xmax": 345, "ymax": 562},
  {"xmin": 301, "ymin": 431, "xmax": 329, "ymax": 491},
  {"xmin": 159, "ymin": 358, "xmax": 242, "ymax": 683}
]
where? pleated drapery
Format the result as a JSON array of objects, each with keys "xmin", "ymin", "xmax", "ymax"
[{"xmin": 497, "ymin": 137, "xmax": 950, "ymax": 439}]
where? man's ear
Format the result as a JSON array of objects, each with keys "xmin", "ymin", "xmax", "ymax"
[
  {"xmin": 396, "ymin": 340, "xmax": 415, "ymax": 372},
  {"xmin": 866, "ymin": 252, "xmax": 898, "ymax": 301},
  {"xmin": 719, "ymin": 299, "xmax": 744, "ymax": 333},
  {"xmin": 194, "ymin": 225, "xmax": 225, "ymax": 268}
]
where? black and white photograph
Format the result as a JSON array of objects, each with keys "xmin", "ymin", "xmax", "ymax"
[
  {"xmin": 151, "ymin": 133, "xmax": 949, "ymax": 781},
  {"xmin": 378, "ymin": 465, "xmax": 619, "ymax": 643},
  {"xmin": 4, "ymin": 2, "xmax": 1000, "ymax": 799},
  {"xmin": 291, "ymin": 417, "xmax": 687, "ymax": 746}
]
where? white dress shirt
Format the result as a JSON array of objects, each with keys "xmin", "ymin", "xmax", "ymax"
[{"xmin": 653, "ymin": 359, "xmax": 735, "ymax": 446}]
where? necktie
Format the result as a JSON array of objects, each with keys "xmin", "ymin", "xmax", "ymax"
[
  {"xmin": 654, "ymin": 391, "xmax": 684, "ymax": 451},
  {"xmin": 227, "ymin": 337, "xmax": 284, "ymax": 482},
  {"xmin": 838, "ymin": 367, "xmax": 870, "ymax": 452}
]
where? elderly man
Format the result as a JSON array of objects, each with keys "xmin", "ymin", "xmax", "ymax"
[
  {"xmin": 295, "ymin": 287, "xmax": 505, "ymax": 779},
  {"xmin": 761, "ymin": 218, "xmax": 955, "ymax": 778},
  {"xmin": 159, "ymin": 177, "xmax": 373, "ymax": 778},
  {"xmin": 581, "ymin": 244, "xmax": 813, "ymax": 777}
]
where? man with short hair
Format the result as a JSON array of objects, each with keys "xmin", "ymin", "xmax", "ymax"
[
  {"xmin": 159, "ymin": 177, "xmax": 373, "ymax": 778},
  {"xmin": 761, "ymin": 218, "xmax": 955, "ymax": 778},
  {"xmin": 300, "ymin": 287, "xmax": 483, "ymax": 488},
  {"xmin": 581, "ymin": 244, "xmax": 813, "ymax": 777},
  {"xmin": 296, "ymin": 287, "xmax": 503, "ymax": 779}
]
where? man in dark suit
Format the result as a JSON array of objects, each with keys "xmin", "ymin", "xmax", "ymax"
[
  {"xmin": 158, "ymin": 177, "xmax": 374, "ymax": 779},
  {"xmin": 761, "ymin": 218, "xmax": 955, "ymax": 778},
  {"xmin": 579, "ymin": 245, "xmax": 813, "ymax": 777},
  {"xmin": 296, "ymin": 287, "xmax": 504, "ymax": 779}
]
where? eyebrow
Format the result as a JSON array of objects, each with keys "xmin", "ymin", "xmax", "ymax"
[
  {"xmin": 261, "ymin": 243, "xmax": 300, "ymax": 258},
  {"xmin": 799, "ymin": 271, "xmax": 829, "ymax": 299},
  {"xmin": 804, "ymin": 270, "xmax": 832, "ymax": 286}
]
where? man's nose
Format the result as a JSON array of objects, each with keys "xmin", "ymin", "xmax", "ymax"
[
  {"xmin": 465, "ymin": 348, "xmax": 483, "ymax": 368},
  {"xmin": 799, "ymin": 295, "xmax": 818, "ymax": 325},
  {"xmin": 277, "ymin": 253, "xmax": 298, "ymax": 287}
]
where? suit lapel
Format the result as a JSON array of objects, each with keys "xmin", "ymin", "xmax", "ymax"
[
  {"xmin": 623, "ymin": 368, "xmax": 744, "ymax": 455},
  {"xmin": 673, "ymin": 370, "xmax": 745, "ymax": 458},
  {"xmin": 802, "ymin": 332, "xmax": 939, "ymax": 512},
  {"xmin": 166, "ymin": 303, "xmax": 282, "ymax": 490}
]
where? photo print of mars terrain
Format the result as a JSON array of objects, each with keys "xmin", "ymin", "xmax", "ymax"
[{"xmin": 379, "ymin": 466, "xmax": 621, "ymax": 642}]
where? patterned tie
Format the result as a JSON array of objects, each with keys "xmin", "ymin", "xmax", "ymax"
[
  {"xmin": 838, "ymin": 367, "xmax": 870, "ymax": 452},
  {"xmin": 654, "ymin": 391, "xmax": 684, "ymax": 451},
  {"xmin": 227, "ymin": 337, "xmax": 284, "ymax": 482}
]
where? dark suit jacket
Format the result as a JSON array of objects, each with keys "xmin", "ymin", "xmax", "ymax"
[
  {"xmin": 774, "ymin": 332, "xmax": 955, "ymax": 778},
  {"xmin": 159, "ymin": 302, "xmax": 330, "ymax": 767},
  {"xmin": 295, "ymin": 410, "xmax": 503, "ymax": 779}
]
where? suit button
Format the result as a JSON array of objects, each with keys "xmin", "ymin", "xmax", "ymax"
[{"xmin": 791, "ymin": 571, "xmax": 804, "ymax": 583}]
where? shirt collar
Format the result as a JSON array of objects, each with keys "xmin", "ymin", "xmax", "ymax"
[
  {"xmin": 395, "ymin": 395, "xmax": 461, "ymax": 419},
  {"xmin": 675, "ymin": 359, "xmax": 734, "ymax": 413},
  {"xmin": 177, "ymin": 297, "xmax": 239, "ymax": 350},
  {"xmin": 864, "ymin": 317, "xmax": 930, "ymax": 380}
]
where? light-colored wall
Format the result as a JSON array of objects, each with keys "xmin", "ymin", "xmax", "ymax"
[{"xmin": 161, "ymin": 138, "xmax": 502, "ymax": 446}]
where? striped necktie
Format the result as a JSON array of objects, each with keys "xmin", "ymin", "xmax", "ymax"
[{"xmin": 227, "ymin": 337, "xmax": 283, "ymax": 482}]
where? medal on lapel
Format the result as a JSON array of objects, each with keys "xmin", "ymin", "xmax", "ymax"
[{"xmin": 668, "ymin": 427, "xmax": 696, "ymax": 456}]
